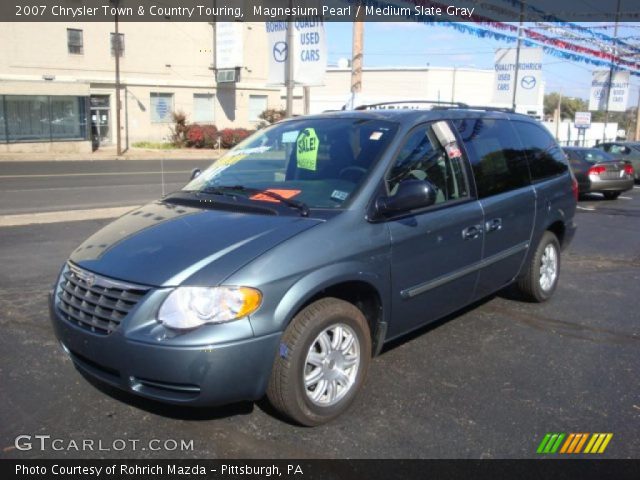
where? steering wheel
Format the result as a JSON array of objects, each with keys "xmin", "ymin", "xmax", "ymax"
[{"xmin": 338, "ymin": 166, "xmax": 368, "ymax": 182}]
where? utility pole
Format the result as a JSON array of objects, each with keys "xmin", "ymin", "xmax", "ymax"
[
  {"xmin": 111, "ymin": 0, "xmax": 122, "ymax": 155},
  {"xmin": 285, "ymin": 0, "xmax": 295, "ymax": 117},
  {"xmin": 511, "ymin": 0, "xmax": 525, "ymax": 111},
  {"xmin": 555, "ymin": 91, "xmax": 562, "ymax": 140},
  {"xmin": 603, "ymin": 0, "xmax": 621, "ymax": 143},
  {"xmin": 350, "ymin": 4, "xmax": 364, "ymax": 108}
]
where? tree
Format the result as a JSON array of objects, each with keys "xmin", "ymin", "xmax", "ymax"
[
  {"xmin": 544, "ymin": 92, "xmax": 638, "ymax": 138},
  {"xmin": 543, "ymin": 93, "xmax": 589, "ymax": 121}
]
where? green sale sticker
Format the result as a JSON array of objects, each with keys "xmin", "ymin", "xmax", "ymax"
[{"xmin": 296, "ymin": 128, "xmax": 319, "ymax": 171}]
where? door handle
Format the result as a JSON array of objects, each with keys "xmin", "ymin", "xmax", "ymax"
[
  {"xmin": 462, "ymin": 224, "xmax": 483, "ymax": 240},
  {"xmin": 485, "ymin": 218, "xmax": 502, "ymax": 233}
]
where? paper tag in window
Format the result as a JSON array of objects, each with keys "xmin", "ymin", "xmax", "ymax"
[
  {"xmin": 369, "ymin": 131, "xmax": 383, "ymax": 141},
  {"xmin": 331, "ymin": 190, "xmax": 349, "ymax": 201},
  {"xmin": 445, "ymin": 143, "xmax": 462, "ymax": 159},
  {"xmin": 296, "ymin": 128, "xmax": 319, "ymax": 171}
]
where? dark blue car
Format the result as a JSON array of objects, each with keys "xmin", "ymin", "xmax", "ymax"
[{"xmin": 50, "ymin": 105, "xmax": 577, "ymax": 425}]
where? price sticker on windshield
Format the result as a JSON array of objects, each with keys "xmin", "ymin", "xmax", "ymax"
[{"xmin": 296, "ymin": 128, "xmax": 319, "ymax": 171}]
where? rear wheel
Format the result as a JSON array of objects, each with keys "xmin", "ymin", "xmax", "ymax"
[
  {"xmin": 516, "ymin": 231, "xmax": 561, "ymax": 302},
  {"xmin": 267, "ymin": 298, "xmax": 371, "ymax": 426},
  {"xmin": 602, "ymin": 191, "xmax": 620, "ymax": 200}
]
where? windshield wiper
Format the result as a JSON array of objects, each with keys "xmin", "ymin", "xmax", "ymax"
[{"xmin": 201, "ymin": 185, "xmax": 310, "ymax": 217}]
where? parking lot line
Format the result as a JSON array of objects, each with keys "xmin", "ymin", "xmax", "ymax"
[
  {"xmin": 577, "ymin": 206, "xmax": 596, "ymax": 211},
  {"xmin": 618, "ymin": 196, "xmax": 632, "ymax": 200}
]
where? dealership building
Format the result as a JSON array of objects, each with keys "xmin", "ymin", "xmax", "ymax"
[{"xmin": 0, "ymin": 22, "xmax": 544, "ymax": 153}]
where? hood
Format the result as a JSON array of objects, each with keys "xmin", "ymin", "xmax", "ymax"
[{"xmin": 70, "ymin": 201, "xmax": 322, "ymax": 286}]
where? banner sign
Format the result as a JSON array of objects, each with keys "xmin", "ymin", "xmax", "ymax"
[
  {"xmin": 589, "ymin": 70, "xmax": 630, "ymax": 112},
  {"xmin": 266, "ymin": 21, "xmax": 327, "ymax": 86},
  {"xmin": 493, "ymin": 47, "xmax": 543, "ymax": 106},
  {"xmin": 216, "ymin": 22, "xmax": 243, "ymax": 69}
]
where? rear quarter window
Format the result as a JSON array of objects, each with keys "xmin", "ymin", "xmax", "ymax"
[
  {"xmin": 511, "ymin": 121, "xmax": 568, "ymax": 181},
  {"xmin": 453, "ymin": 118, "xmax": 530, "ymax": 199}
]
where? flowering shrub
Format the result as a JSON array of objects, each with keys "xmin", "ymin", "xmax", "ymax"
[
  {"xmin": 219, "ymin": 128, "xmax": 253, "ymax": 149},
  {"xmin": 186, "ymin": 125, "xmax": 205, "ymax": 148}
]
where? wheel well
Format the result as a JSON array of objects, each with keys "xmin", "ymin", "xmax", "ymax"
[
  {"xmin": 301, "ymin": 281, "xmax": 383, "ymax": 349},
  {"xmin": 547, "ymin": 221, "xmax": 566, "ymax": 247}
]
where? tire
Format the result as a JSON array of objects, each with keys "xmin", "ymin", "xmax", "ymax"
[
  {"xmin": 516, "ymin": 231, "xmax": 561, "ymax": 303},
  {"xmin": 603, "ymin": 191, "xmax": 620, "ymax": 200},
  {"xmin": 267, "ymin": 297, "xmax": 372, "ymax": 426}
]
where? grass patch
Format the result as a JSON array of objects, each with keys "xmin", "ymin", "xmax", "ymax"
[{"xmin": 132, "ymin": 141, "xmax": 176, "ymax": 150}]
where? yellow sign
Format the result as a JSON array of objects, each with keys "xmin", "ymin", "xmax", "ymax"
[{"xmin": 296, "ymin": 128, "xmax": 319, "ymax": 171}]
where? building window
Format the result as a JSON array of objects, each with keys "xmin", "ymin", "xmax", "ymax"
[
  {"xmin": 248, "ymin": 95, "xmax": 268, "ymax": 122},
  {"xmin": 110, "ymin": 33, "xmax": 125, "ymax": 57},
  {"xmin": 67, "ymin": 28, "xmax": 83, "ymax": 55},
  {"xmin": 150, "ymin": 93, "xmax": 174, "ymax": 123},
  {"xmin": 2, "ymin": 95, "xmax": 88, "ymax": 143},
  {"xmin": 193, "ymin": 94, "xmax": 215, "ymax": 123}
]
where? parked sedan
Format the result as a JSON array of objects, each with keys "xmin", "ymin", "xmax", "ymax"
[
  {"xmin": 563, "ymin": 147, "xmax": 634, "ymax": 199},
  {"xmin": 595, "ymin": 142, "xmax": 640, "ymax": 182}
]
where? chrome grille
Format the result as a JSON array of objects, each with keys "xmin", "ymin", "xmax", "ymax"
[{"xmin": 56, "ymin": 263, "xmax": 150, "ymax": 335}]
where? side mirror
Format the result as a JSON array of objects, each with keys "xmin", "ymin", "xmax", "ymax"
[
  {"xmin": 375, "ymin": 179, "xmax": 437, "ymax": 217},
  {"xmin": 190, "ymin": 168, "xmax": 202, "ymax": 180}
]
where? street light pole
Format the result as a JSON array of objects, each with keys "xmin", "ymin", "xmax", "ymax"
[
  {"xmin": 285, "ymin": 0, "xmax": 295, "ymax": 117},
  {"xmin": 511, "ymin": 1, "xmax": 525, "ymax": 111},
  {"xmin": 112, "ymin": 0, "xmax": 122, "ymax": 155},
  {"xmin": 603, "ymin": 0, "xmax": 621, "ymax": 143}
]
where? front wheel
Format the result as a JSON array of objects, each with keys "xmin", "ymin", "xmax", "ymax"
[
  {"xmin": 267, "ymin": 298, "xmax": 371, "ymax": 426},
  {"xmin": 516, "ymin": 231, "xmax": 561, "ymax": 302}
]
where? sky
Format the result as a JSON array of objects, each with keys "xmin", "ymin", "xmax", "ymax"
[{"xmin": 324, "ymin": 22, "xmax": 640, "ymax": 106}]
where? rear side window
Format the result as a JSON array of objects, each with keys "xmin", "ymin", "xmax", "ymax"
[
  {"xmin": 512, "ymin": 121, "xmax": 568, "ymax": 181},
  {"xmin": 453, "ymin": 118, "xmax": 530, "ymax": 199}
]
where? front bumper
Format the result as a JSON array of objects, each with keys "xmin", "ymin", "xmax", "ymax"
[{"xmin": 49, "ymin": 292, "xmax": 281, "ymax": 406}]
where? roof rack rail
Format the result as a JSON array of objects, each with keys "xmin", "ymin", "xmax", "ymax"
[
  {"xmin": 466, "ymin": 105, "xmax": 516, "ymax": 113},
  {"xmin": 354, "ymin": 100, "xmax": 469, "ymax": 110}
]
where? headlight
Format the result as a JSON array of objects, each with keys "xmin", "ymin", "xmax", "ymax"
[{"xmin": 158, "ymin": 286, "xmax": 262, "ymax": 330}]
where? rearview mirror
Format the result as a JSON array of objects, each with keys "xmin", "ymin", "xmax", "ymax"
[
  {"xmin": 190, "ymin": 168, "xmax": 202, "ymax": 180},
  {"xmin": 375, "ymin": 179, "xmax": 437, "ymax": 217}
]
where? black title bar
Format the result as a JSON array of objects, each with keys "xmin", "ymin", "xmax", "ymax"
[{"xmin": 2, "ymin": 0, "xmax": 640, "ymax": 22}]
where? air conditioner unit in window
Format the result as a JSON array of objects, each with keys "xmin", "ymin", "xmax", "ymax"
[{"xmin": 216, "ymin": 68, "xmax": 239, "ymax": 84}]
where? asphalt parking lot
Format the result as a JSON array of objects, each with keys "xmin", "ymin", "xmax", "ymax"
[{"xmin": 1, "ymin": 180, "xmax": 638, "ymax": 459}]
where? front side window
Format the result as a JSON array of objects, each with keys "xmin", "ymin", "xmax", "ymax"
[
  {"xmin": 387, "ymin": 122, "xmax": 468, "ymax": 204},
  {"xmin": 150, "ymin": 93, "xmax": 173, "ymax": 123},
  {"xmin": 67, "ymin": 29, "xmax": 83, "ymax": 55},
  {"xmin": 110, "ymin": 33, "xmax": 125, "ymax": 57},
  {"xmin": 453, "ymin": 118, "xmax": 530, "ymax": 199},
  {"xmin": 184, "ymin": 118, "xmax": 399, "ymax": 209},
  {"xmin": 512, "ymin": 121, "xmax": 568, "ymax": 181}
]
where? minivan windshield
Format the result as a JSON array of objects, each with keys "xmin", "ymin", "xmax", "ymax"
[{"xmin": 184, "ymin": 118, "xmax": 398, "ymax": 209}]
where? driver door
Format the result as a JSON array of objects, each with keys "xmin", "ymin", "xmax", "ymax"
[{"xmin": 385, "ymin": 122, "xmax": 484, "ymax": 339}]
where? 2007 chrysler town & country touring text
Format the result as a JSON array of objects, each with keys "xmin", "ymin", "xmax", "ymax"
[{"xmin": 50, "ymin": 104, "xmax": 577, "ymax": 426}]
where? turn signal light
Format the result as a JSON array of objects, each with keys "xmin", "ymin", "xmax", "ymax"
[{"xmin": 588, "ymin": 165, "xmax": 606, "ymax": 175}]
